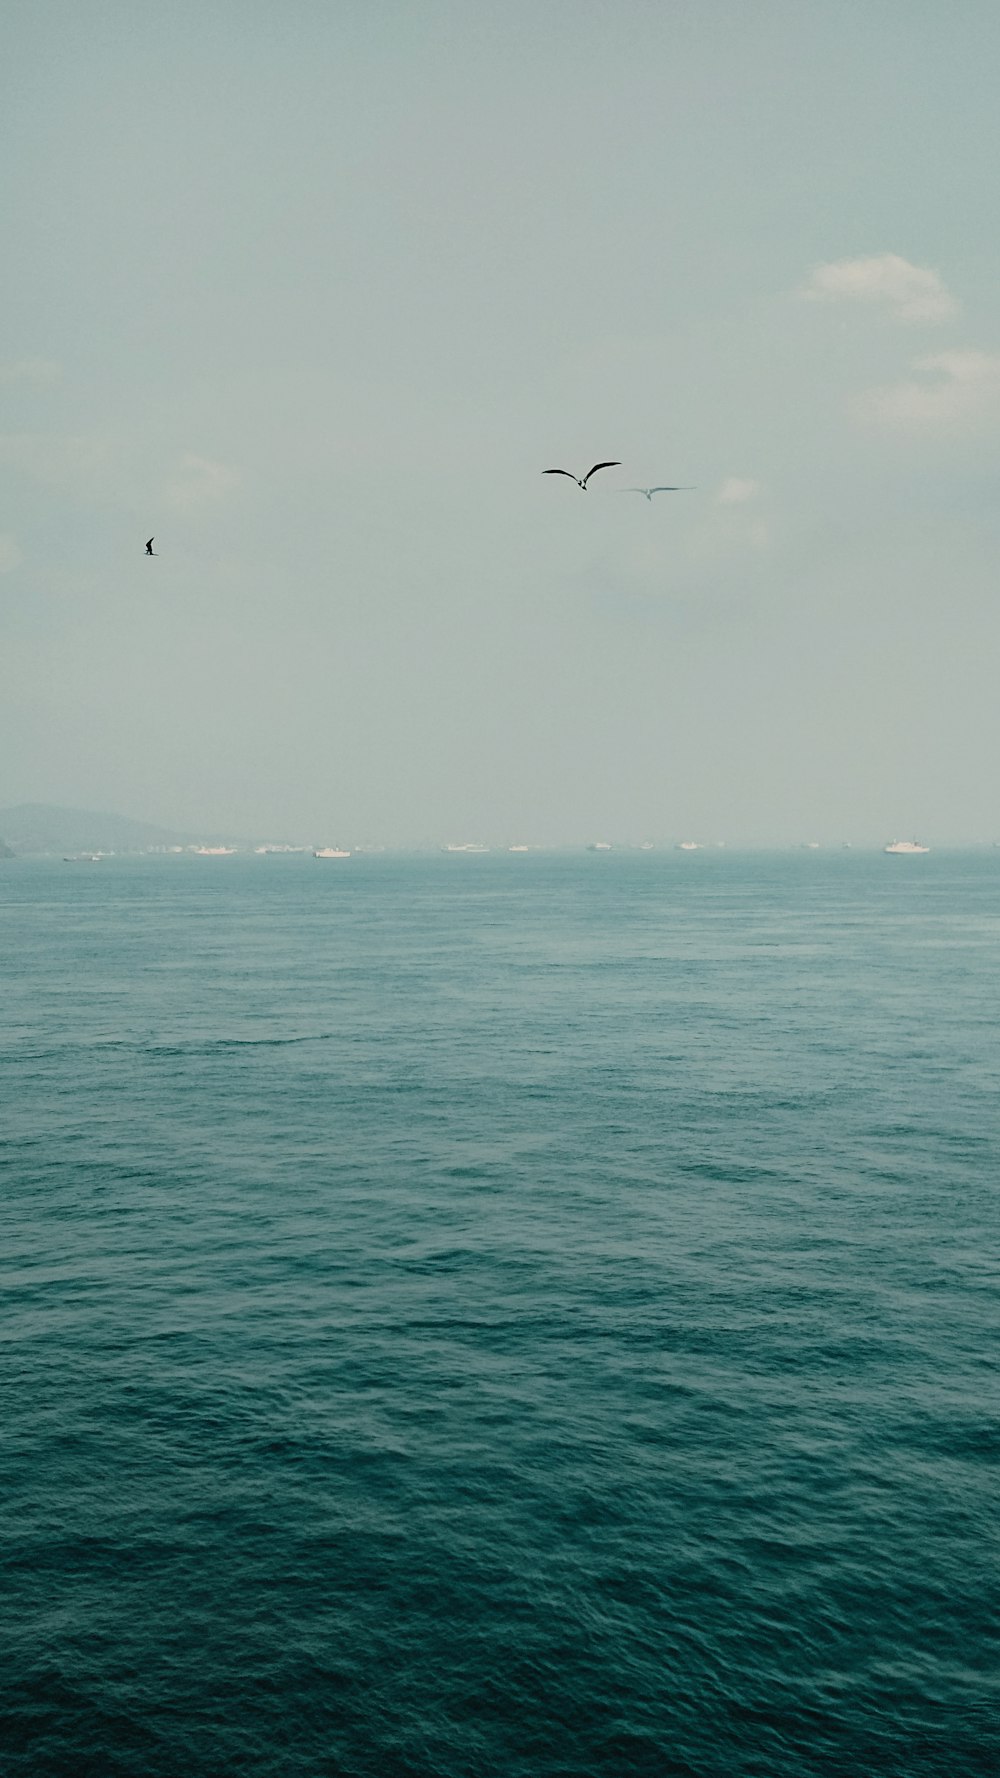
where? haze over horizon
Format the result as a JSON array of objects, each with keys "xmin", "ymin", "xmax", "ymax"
[{"xmin": 3, "ymin": 2, "xmax": 999, "ymax": 846}]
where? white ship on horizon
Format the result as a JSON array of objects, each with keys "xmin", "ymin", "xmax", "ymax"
[
  {"xmin": 314, "ymin": 847, "xmax": 351, "ymax": 858},
  {"xmin": 884, "ymin": 839, "xmax": 929, "ymax": 855},
  {"xmin": 677, "ymin": 841, "xmax": 701, "ymax": 851}
]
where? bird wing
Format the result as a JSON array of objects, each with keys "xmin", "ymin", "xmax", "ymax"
[
  {"xmin": 543, "ymin": 469, "xmax": 577, "ymax": 479},
  {"xmin": 146, "ymin": 537, "xmax": 154, "ymax": 546},
  {"xmin": 648, "ymin": 487, "xmax": 695, "ymax": 494},
  {"xmin": 618, "ymin": 488, "xmax": 648, "ymax": 495},
  {"xmin": 581, "ymin": 461, "xmax": 621, "ymax": 486}
]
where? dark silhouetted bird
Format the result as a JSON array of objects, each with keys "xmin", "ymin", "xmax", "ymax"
[
  {"xmin": 145, "ymin": 538, "xmax": 156, "ymax": 555},
  {"xmin": 543, "ymin": 461, "xmax": 620, "ymax": 490}
]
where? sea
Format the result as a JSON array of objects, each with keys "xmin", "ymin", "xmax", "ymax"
[{"xmin": 1, "ymin": 849, "xmax": 997, "ymax": 1777}]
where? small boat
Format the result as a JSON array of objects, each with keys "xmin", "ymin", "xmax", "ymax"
[
  {"xmin": 314, "ymin": 847, "xmax": 351, "ymax": 859},
  {"xmin": 677, "ymin": 841, "xmax": 701, "ymax": 852},
  {"xmin": 587, "ymin": 842, "xmax": 612, "ymax": 852},
  {"xmin": 884, "ymin": 839, "xmax": 929, "ymax": 855}
]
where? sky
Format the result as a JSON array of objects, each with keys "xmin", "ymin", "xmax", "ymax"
[{"xmin": 2, "ymin": 0, "xmax": 999, "ymax": 846}]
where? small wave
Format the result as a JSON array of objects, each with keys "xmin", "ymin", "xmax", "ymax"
[{"xmin": 8, "ymin": 1033, "xmax": 338, "ymax": 1062}]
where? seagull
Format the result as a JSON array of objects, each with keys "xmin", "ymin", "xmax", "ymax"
[
  {"xmin": 543, "ymin": 461, "xmax": 620, "ymax": 490},
  {"xmin": 145, "ymin": 538, "xmax": 156, "ymax": 555},
  {"xmin": 619, "ymin": 486, "xmax": 695, "ymax": 502}
]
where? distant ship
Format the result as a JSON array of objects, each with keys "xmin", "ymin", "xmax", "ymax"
[
  {"xmin": 508, "ymin": 845, "xmax": 530, "ymax": 853},
  {"xmin": 192, "ymin": 846, "xmax": 236, "ymax": 856},
  {"xmin": 677, "ymin": 841, "xmax": 701, "ymax": 851},
  {"xmin": 443, "ymin": 843, "xmax": 489, "ymax": 854},
  {"xmin": 884, "ymin": 840, "xmax": 929, "ymax": 855},
  {"xmin": 587, "ymin": 842, "xmax": 612, "ymax": 852},
  {"xmin": 314, "ymin": 847, "xmax": 351, "ymax": 859}
]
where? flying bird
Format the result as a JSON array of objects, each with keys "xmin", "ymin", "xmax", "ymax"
[
  {"xmin": 543, "ymin": 461, "xmax": 620, "ymax": 490},
  {"xmin": 619, "ymin": 486, "xmax": 695, "ymax": 502},
  {"xmin": 145, "ymin": 538, "xmax": 156, "ymax": 555}
]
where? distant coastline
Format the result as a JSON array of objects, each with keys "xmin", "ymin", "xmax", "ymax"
[{"xmin": 3, "ymin": 801, "xmax": 999, "ymax": 859}]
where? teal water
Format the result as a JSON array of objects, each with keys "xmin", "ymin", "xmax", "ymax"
[{"xmin": 1, "ymin": 852, "xmax": 997, "ymax": 1776}]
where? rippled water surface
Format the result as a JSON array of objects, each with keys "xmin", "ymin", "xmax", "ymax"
[{"xmin": 2, "ymin": 851, "xmax": 997, "ymax": 1776}]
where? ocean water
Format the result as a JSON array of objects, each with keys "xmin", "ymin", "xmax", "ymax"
[{"xmin": 1, "ymin": 850, "xmax": 997, "ymax": 1777}]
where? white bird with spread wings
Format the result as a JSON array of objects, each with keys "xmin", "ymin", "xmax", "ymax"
[{"xmin": 618, "ymin": 486, "xmax": 695, "ymax": 502}]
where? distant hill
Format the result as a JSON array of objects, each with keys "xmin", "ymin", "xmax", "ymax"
[{"xmin": 0, "ymin": 803, "xmax": 237, "ymax": 855}]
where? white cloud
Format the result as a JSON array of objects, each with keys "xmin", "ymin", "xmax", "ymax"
[
  {"xmin": 0, "ymin": 357, "xmax": 61, "ymax": 385},
  {"xmin": 164, "ymin": 453, "xmax": 240, "ymax": 510},
  {"xmin": 801, "ymin": 253, "xmax": 958, "ymax": 323},
  {"xmin": 0, "ymin": 436, "xmax": 242, "ymax": 511},
  {"xmin": 717, "ymin": 477, "xmax": 759, "ymax": 504},
  {"xmin": 0, "ymin": 533, "xmax": 23, "ymax": 573},
  {"xmin": 0, "ymin": 432, "xmax": 113, "ymax": 491},
  {"xmin": 854, "ymin": 349, "xmax": 1000, "ymax": 428}
]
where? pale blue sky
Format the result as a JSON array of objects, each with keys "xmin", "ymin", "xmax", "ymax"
[{"xmin": 2, "ymin": 1, "xmax": 999, "ymax": 844}]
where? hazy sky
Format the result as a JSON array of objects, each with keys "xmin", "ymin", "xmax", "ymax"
[{"xmin": 2, "ymin": 1, "xmax": 999, "ymax": 844}]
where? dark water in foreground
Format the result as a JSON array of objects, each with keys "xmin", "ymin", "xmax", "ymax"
[{"xmin": 1, "ymin": 851, "xmax": 997, "ymax": 1777}]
